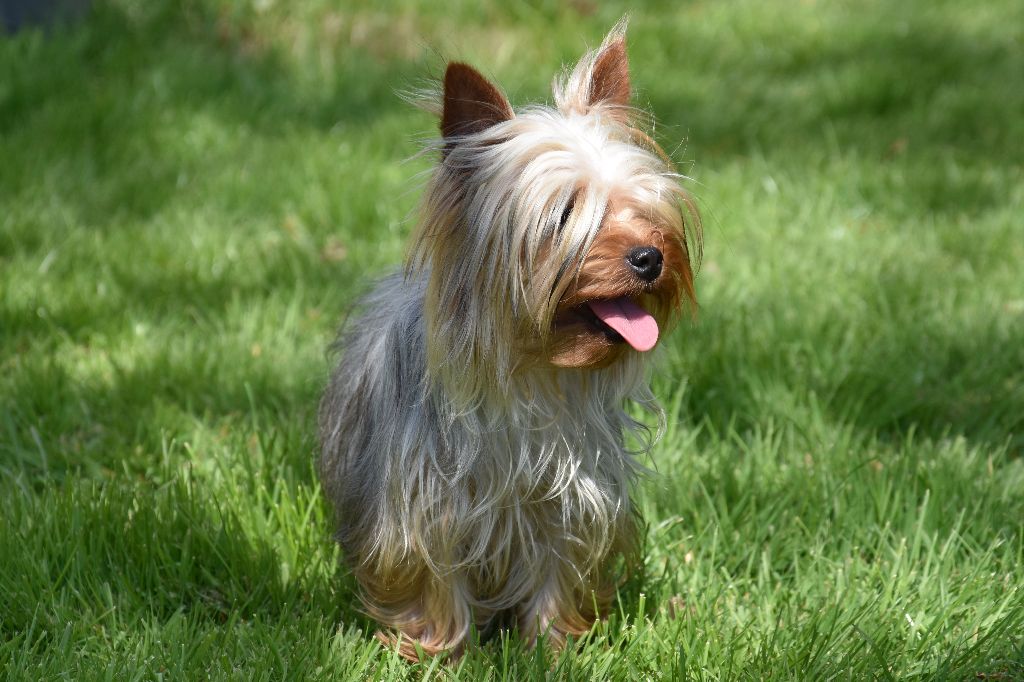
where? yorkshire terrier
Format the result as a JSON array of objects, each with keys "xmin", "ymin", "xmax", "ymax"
[{"xmin": 319, "ymin": 21, "xmax": 699, "ymax": 660}]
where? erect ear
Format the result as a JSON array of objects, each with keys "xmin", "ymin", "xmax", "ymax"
[
  {"xmin": 440, "ymin": 62, "xmax": 514, "ymax": 140},
  {"xmin": 588, "ymin": 35, "xmax": 630, "ymax": 108}
]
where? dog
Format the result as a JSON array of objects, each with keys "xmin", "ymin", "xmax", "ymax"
[{"xmin": 318, "ymin": 21, "xmax": 699, "ymax": 660}]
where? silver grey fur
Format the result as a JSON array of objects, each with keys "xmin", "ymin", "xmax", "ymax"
[
  {"xmin": 319, "ymin": 270, "xmax": 656, "ymax": 649},
  {"xmin": 317, "ymin": 20, "xmax": 694, "ymax": 655}
]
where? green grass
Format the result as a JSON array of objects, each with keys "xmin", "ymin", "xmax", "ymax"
[{"xmin": 2, "ymin": 0, "xmax": 1023, "ymax": 678}]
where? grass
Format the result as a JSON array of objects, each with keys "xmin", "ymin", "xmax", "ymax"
[{"xmin": 1, "ymin": 0, "xmax": 1023, "ymax": 678}]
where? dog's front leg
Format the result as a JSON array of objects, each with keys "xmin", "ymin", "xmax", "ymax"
[
  {"xmin": 517, "ymin": 568, "xmax": 597, "ymax": 652},
  {"xmin": 368, "ymin": 567, "xmax": 473, "ymax": 661}
]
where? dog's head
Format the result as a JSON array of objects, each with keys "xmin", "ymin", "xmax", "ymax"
[{"xmin": 409, "ymin": 22, "xmax": 699, "ymax": 400}]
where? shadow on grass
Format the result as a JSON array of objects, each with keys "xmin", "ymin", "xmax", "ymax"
[
  {"xmin": 0, "ymin": 344, "xmax": 325, "ymax": 480},
  {"xmin": 672, "ymin": 299, "xmax": 1024, "ymax": 456},
  {"xmin": 0, "ymin": 232, "xmax": 364, "ymax": 352},
  {"xmin": 0, "ymin": 0, "xmax": 421, "ymax": 229},
  {"xmin": 0, "ymin": 475, "xmax": 367, "ymax": 638},
  {"xmin": 652, "ymin": 10, "xmax": 1022, "ymax": 184}
]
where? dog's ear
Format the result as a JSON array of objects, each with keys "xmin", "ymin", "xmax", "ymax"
[
  {"xmin": 587, "ymin": 34, "xmax": 630, "ymax": 109},
  {"xmin": 554, "ymin": 21, "xmax": 631, "ymax": 117},
  {"xmin": 441, "ymin": 62, "xmax": 514, "ymax": 140}
]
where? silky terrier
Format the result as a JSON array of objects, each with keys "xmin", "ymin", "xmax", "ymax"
[{"xmin": 319, "ymin": 21, "xmax": 699, "ymax": 659}]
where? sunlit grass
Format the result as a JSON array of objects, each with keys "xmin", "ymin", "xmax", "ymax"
[{"xmin": 1, "ymin": 0, "xmax": 1022, "ymax": 678}]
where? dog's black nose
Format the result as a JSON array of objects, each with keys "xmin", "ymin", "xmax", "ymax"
[{"xmin": 626, "ymin": 246, "xmax": 663, "ymax": 282}]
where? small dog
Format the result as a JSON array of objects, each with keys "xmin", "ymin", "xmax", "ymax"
[{"xmin": 319, "ymin": 21, "xmax": 699, "ymax": 659}]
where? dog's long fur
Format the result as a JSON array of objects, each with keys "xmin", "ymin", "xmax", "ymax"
[{"xmin": 319, "ymin": 21, "xmax": 699, "ymax": 659}]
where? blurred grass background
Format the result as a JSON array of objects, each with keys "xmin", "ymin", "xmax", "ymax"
[{"xmin": 1, "ymin": 0, "xmax": 1022, "ymax": 678}]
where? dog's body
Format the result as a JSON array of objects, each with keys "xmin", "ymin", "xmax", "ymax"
[
  {"xmin": 319, "ymin": 22, "xmax": 699, "ymax": 659},
  {"xmin": 319, "ymin": 272, "xmax": 648, "ymax": 655}
]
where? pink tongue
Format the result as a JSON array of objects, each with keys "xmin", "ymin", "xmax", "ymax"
[{"xmin": 587, "ymin": 298, "xmax": 660, "ymax": 352}]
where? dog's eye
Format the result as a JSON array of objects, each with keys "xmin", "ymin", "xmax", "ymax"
[{"xmin": 556, "ymin": 197, "xmax": 575, "ymax": 234}]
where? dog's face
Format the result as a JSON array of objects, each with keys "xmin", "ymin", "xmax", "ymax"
[
  {"xmin": 410, "ymin": 27, "xmax": 698, "ymax": 394},
  {"xmin": 548, "ymin": 195, "xmax": 694, "ymax": 368}
]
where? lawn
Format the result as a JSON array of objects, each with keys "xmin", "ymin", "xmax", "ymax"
[{"xmin": 1, "ymin": 0, "xmax": 1023, "ymax": 678}]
